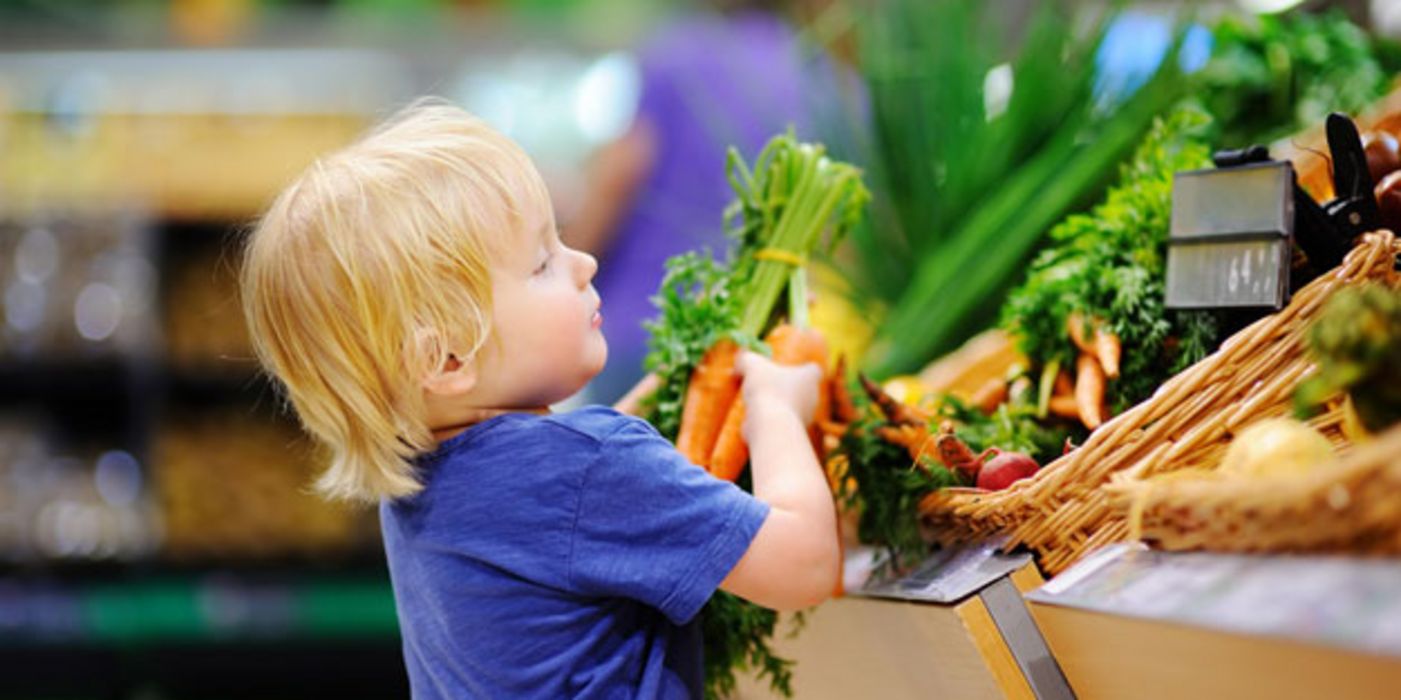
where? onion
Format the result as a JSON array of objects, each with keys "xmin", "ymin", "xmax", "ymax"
[{"xmin": 1219, "ymin": 418, "xmax": 1337, "ymax": 477}]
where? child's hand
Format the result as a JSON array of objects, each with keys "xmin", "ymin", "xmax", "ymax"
[
  {"xmin": 723, "ymin": 350, "xmax": 839, "ymax": 611},
  {"xmin": 734, "ymin": 350, "xmax": 821, "ymax": 432}
]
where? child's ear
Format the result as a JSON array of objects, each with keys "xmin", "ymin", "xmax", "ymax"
[{"xmin": 423, "ymin": 353, "xmax": 478, "ymax": 397}]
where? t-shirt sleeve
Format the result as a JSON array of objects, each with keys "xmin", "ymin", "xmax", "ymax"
[{"xmin": 567, "ymin": 418, "xmax": 770, "ymax": 625}]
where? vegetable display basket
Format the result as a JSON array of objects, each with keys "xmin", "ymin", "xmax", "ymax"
[
  {"xmin": 1107, "ymin": 421, "xmax": 1401, "ymax": 554},
  {"xmin": 918, "ymin": 231, "xmax": 1401, "ymax": 575}
]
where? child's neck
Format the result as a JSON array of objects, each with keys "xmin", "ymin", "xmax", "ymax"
[{"xmin": 430, "ymin": 406, "xmax": 551, "ymax": 443}]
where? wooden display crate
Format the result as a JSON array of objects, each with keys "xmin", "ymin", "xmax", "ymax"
[
  {"xmin": 736, "ymin": 542, "xmax": 1072, "ymax": 699},
  {"xmin": 1027, "ymin": 544, "xmax": 1401, "ymax": 700}
]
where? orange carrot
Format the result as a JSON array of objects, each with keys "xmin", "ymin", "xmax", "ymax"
[
  {"xmin": 1074, "ymin": 351, "xmax": 1106, "ymax": 429},
  {"xmin": 1069, "ymin": 312, "xmax": 1121, "ymax": 379},
  {"xmin": 774, "ymin": 325, "xmax": 831, "ymax": 459},
  {"xmin": 1064, "ymin": 312, "xmax": 1098, "ymax": 355},
  {"xmin": 857, "ymin": 373, "xmax": 931, "ymax": 426},
  {"xmin": 830, "ymin": 356, "xmax": 858, "ymax": 423},
  {"xmin": 970, "ymin": 377, "xmax": 1009, "ymax": 415},
  {"xmin": 1054, "ymin": 368, "xmax": 1074, "ymax": 398},
  {"xmin": 875, "ymin": 423, "xmax": 930, "ymax": 460},
  {"xmin": 1047, "ymin": 394, "xmax": 1081, "ymax": 420},
  {"xmin": 1095, "ymin": 328, "xmax": 1121, "ymax": 379},
  {"xmin": 1067, "ymin": 312, "xmax": 1095, "ymax": 355},
  {"xmin": 709, "ymin": 324, "xmax": 829, "ymax": 481},
  {"xmin": 675, "ymin": 340, "xmax": 741, "ymax": 467},
  {"xmin": 708, "ymin": 401, "xmax": 748, "ymax": 480}
]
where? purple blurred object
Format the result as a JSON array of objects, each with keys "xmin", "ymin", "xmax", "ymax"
[{"xmin": 589, "ymin": 11, "xmax": 838, "ymax": 402}]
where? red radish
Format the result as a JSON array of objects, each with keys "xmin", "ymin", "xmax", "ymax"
[{"xmin": 976, "ymin": 450, "xmax": 1040, "ymax": 491}]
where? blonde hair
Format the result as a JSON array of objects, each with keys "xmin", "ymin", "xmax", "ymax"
[{"xmin": 241, "ymin": 99, "xmax": 550, "ymax": 502}]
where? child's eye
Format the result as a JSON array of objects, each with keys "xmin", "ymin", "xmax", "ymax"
[{"xmin": 534, "ymin": 256, "xmax": 549, "ymax": 275}]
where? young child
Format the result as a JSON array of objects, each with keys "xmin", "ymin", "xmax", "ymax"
[{"xmin": 241, "ymin": 100, "xmax": 839, "ymax": 698}]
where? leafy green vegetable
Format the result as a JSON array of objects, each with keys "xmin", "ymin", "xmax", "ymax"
[
  {"xmin": 846, "ymin": 0, "xmax": 1193, "ymax": 377},
  {"xmin": 642, "ymin": 252, "xmax": 743, "ymax": 441},
  {"xmin": 1200, "ymin": 10, "xmax": 1390, "ymax": 148},
  {"xmin": 1295, "ymin": 283, "xmax": 1401, "ymax": 432},
  {"xmin": 1001, "ymin": 105, "xmax": 1219, "ymax": 413},
  {"xmin": 701, "ymin": 592, "xmax": 798, "ymax": 700}
]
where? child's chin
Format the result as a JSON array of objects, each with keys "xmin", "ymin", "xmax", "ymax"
[{"xmin": 589, "ymin": 344, "xmax": 608, "ymax": 375}]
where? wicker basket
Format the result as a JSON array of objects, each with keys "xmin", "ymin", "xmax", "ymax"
[
  {"xmin": 918, "ymin": 231, "xmax": 1401, "ymax": 575},
  {"xmin": 1106, "ymin": 422, "xmax": 1401, "ymax": 554}
]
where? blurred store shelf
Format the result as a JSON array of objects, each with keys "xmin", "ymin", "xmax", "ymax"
[
  {"xmin": 0, "ymin": 567, "xmax": 404, "ymax": 698},
  {"xmin": 0, "ymin": 13, "xmax": 649, "ymax": 694},
  {"xmin": 0, "ymin": 50, "xmax": 405, "ymax": 220}
]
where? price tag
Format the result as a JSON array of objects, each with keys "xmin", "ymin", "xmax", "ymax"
[{"xmin": 1166, "ymin": 162, "xmax": 1294, "ymax": 310}]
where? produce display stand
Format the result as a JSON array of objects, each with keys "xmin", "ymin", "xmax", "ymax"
[
  {"xmin": 918, "ymin": 231, "xmax": 1401, "ymax": 575},
  {"xmin": 744, "ymin": 232, "xmax": 1399, "ymax": 697},
  {"xmin": 735, "ymin": 541, "xmax": 1071, "ymax": 700},
  {"xmin": 1026, "ymin": 543, "xmax": 1401, "ymax": 700}
]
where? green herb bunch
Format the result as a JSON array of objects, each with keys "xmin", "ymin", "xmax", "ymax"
[
  {"xmin": 1001, "ymin": 105, "xmax": 1220, "ymax": 414},
  {"xmin": 1201, "ymin": 10, "xmax": 1391, "ymax": 149},
  {"xmin": 830, "ymin": 385, "xmax": 961, "ymax": 573},
  {"xmin": 700, "ymin": 591, "xmax": 797, "ymax": 700},
  {"xmin": 830, "ymin": 381, "xmax": 1069, "ymax": 571},
  {"xmin": 642, "ymin": 252, "xmax": 744, "ymax": 440}
]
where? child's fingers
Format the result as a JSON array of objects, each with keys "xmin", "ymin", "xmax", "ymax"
[
  {"xmin": 733, "ymin": 350, "xmax": 768, "ymax": 378},
  {"xmin": 736, "ymin": 352, "xmax": 820, "ymax": 383},
  {"xmin": 794, "ymin": 362, "xmax": 822, "ymax": 384}
]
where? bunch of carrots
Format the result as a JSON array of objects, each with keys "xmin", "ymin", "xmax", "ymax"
[
  {"xmin": 638, "ymin": 131, "xmax": 868, "ymax": 700},
  {"xmin": 1036, "ymin": 312, "xmax": 1121, "ymax": 430},
  {"xmin": 675, "ymin": 268, "xmax": 844, "ymax": 482},
  {"xmin": 676, "ymin": 323, "xmax": 835, "ymax": 481},
  {"xmin": 667, "ymin": 131, "xmax": 868, "ymax": 483}
]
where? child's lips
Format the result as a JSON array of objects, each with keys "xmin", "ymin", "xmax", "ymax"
[{"xmin": 591, "ymin": 308, "xmax": 603, "ymax": 328}]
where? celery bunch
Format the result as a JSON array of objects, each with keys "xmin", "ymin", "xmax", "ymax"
[{"xmin": 725, "ymin": 131, "xmax": 869, "ymax": 337}]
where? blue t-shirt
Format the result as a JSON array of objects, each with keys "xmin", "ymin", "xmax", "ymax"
[{"xmin": 380, "ymin": 406, "xmax": 770, "ymax": 699}]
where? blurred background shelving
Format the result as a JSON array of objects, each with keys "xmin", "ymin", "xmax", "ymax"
[{"xmin": 0, "ymin": 1, "xmax": 659, "ymax": 697}]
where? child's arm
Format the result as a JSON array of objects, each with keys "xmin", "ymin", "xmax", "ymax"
[
  {"xmin": 612, "ymin": 373, "xmax": 660, "ymax": 416},
  {"xmin": 718, "ymin": 351, "xmax": 840, "ymax": 611}
]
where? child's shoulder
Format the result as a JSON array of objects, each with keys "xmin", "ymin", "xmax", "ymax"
[
  {"xmin": 420, "ymin": 407, "xmax": 665, "ymax": 479},
  {"xmin": 439, "ymin": 405, "xmax": 656, "ymax": 451},
  {"xmin": 540, "ymin": 405, "xmax": 660, "ymax": 443}
]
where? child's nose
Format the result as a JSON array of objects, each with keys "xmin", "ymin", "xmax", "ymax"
[{"xmin": 574, "ymin": 249, "xmax": 598, "ymax": 285}]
